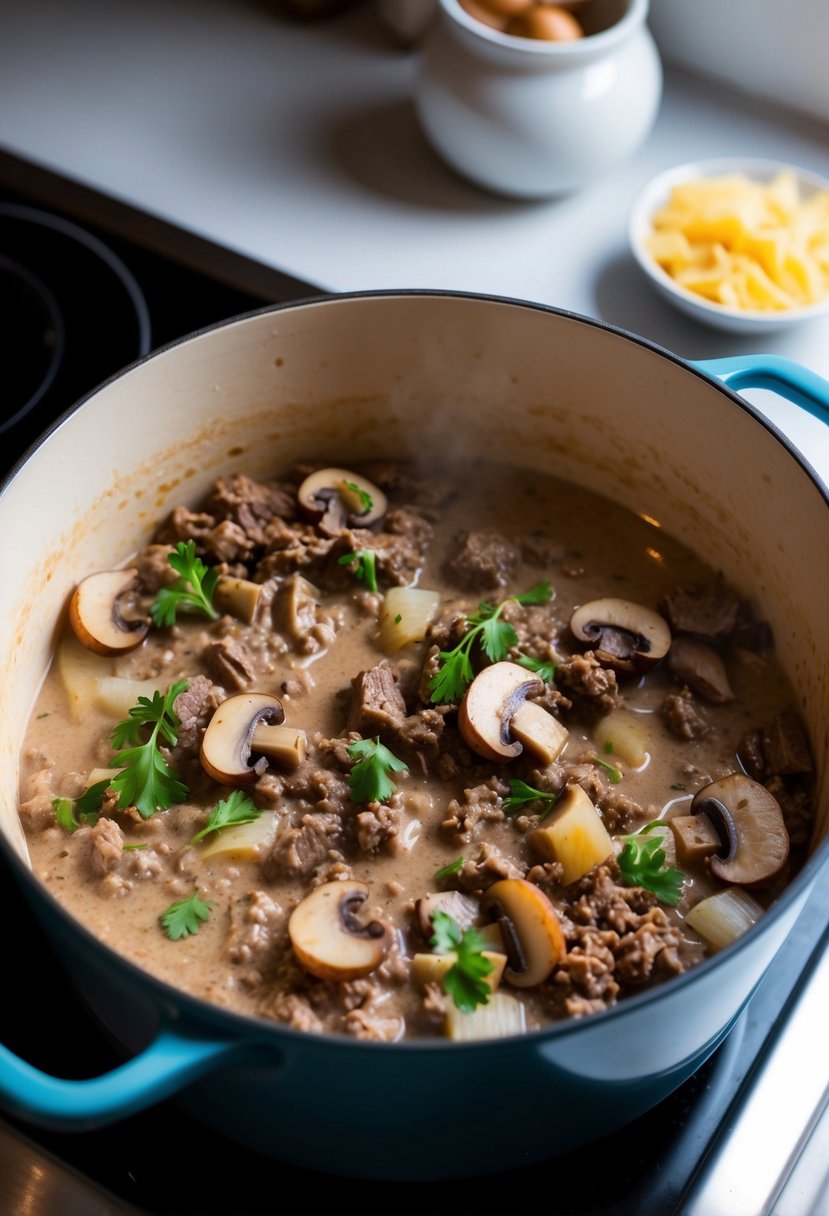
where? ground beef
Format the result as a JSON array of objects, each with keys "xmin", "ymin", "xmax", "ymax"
[
  {"xmin": 135, "ymin": 544, "xmax": 178, "ymax": 593},
  {"xmin": 155, "ymin": 506, "xmax": 215, "ymax": 548},
  {"xmin": 204, "ymin": 518, "xmax": 254, "ymax": 564},
  {"xmin": 764, "ymin": 776, "xmax": 813, "ymax": 847},
  {"xmin": 457, "ymin": 841, "xmax": 527, "ymax": 893},
  {"xmin": 445, "ymin": 529, "xmax": 520, "ymax": 592},
  {"xmin": 555, "ymin": 651, "xmax": 619, "ymax": 715},
  {"xmin": 344, "ymin": 525, "xmax": 428, "ymax": 588},
  {"xmin": 441, "ymin": 778, "xmax": 508, "ymax": 845},
  {"xmin": 344, "ymin": 1008, "xmax": 404, "ymax": 1042},
  {"xmin": 385, "ymin": 506, "xmax": 434, "ymax": 550},
  {"xmin": 256, "ymin": 518, "xmax": 337, "ymax": 581},
  {"xmin": 203, "ymin": 635, "xmax": 257, "ymax": 691},
  {"xmin": 226, "ymin": 889, "xmax": 284, "ymax": 983},
  {"xmin": 356, "ymin": 802, "xmax": 402, "ymax": 853},
  {"xmin": 519, "ymin": 533, "xmax": 565, "ymax": 566},
  {"xmin": 660, "ymin": 583, "xmax": 740, "ymax": 639},
  {"xmin": 662, "ymin": 688, "xmax": 708, "ymax": 741},
  {"xmin": 268, "ymin": 991, "xmax": 324, "ymax": 1033},
  {"xmin": 393, "ymin": 708, "xmax": 446, "ymax": 770},
  {"xmin": 597, "ymin": 788, "xmax": 646, "ymax": 834}
]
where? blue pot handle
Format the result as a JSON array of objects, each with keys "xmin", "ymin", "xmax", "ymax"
[
  {"xmin": 692, "ymin": 355, "xmax": 829, "ymax": 425},
  {"xmin": 0, "ymin": 1025, "xmax": 246, "ymax": 1130}
]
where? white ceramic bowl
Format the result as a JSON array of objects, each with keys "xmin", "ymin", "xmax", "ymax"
[{"xmin": 628, "ymin": 157, "xmax": 829, "ymax": 334}]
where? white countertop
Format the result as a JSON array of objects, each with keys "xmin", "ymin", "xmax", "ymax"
[{"xmin": 1, "ymin": 0, "xmax": 828, "ymax": 478}]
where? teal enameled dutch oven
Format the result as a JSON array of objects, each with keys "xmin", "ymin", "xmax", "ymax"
[{"xmin": 0, "ymin": 293, "xmax": 827, "ymax": 1179}]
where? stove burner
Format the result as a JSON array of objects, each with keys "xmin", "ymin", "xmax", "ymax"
[{"xmin": 0, "ymin": 253, "xmax": 64, "ymax": 433}]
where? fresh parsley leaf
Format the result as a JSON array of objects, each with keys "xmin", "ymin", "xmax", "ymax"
[
  {"xmin": 429, "ymin": 582, "xmax": 555, "ymax": 704},
  {"xmin": 160, "ymin": 889, "xmax": 214, "ymax": 941},
  {"xmin": 592, "ymin": 754, "xmax": 622, "ymax": 784},
  {"xmin": 516, "ymin": 652, "xmax": 556, "ymax": 683},
  {"xmin": 341, "ymin": 480, "xmax": 373, "ymax": 515},
  {"xmin": 123, "ymin": 842, "xmax": 148, "ymax": 851},
  {"xmin": 616, "ymin": 824, "xmax": 684, "ymax": 906},
  {"xmin": 502, "ymin": 779, "xmax": 559, "ymax": 818},
  {"xmin": 338, "ymin": 549, "xmax": 378, "ymax": 594},
  {"xmin": 603, "ymin": 740, "xmax": 614, "ymax": 754},
  {"xmin": 434, "ymin": 857, "xmax": 464, "ymax": 880},
  {"xmin": 51, "ymin": 778, "xmax": 111, "ymax": 833},
  {"xmin": 191, "ymin": 790, "xmax": 261, "ymax": 845},
  {"xmin": 110, "ymin": 680, "xmax": 190, "ymax": 819},
  {"xmin": 394, "ymin": 613, "xmax": 402, "ymax": 624},
  {"xmin": 347, "ymin": 737, "xmax": 407, "ymax": 804},
  {"xmin": 670, "ymin": 782, "xmax": 687, "ymax": 792},
  {"xmin": 430, "ymin": 910, "xmax": 493, "ymax": 1014},
  {"xmin": 150, "ymin": 540, "xmax": 220, "ymax": 627}
]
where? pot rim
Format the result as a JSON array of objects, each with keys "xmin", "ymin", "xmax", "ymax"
[
  {"xmin": 438, "ymin": 0, "xmax": 648, "ymax": 59},
  {"xmin": 2, "ymin": 287, "xmax": 827, "ymax": 1056}
]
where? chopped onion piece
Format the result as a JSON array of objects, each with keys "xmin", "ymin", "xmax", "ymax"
[
  {"xmin": 96, "ymin": 676, "xmax": 161, "ymax": 718},
  {"xmin": 445, "ymin": 992, "xmax": 526, "ymax": 1042},
  {"xmin": 685, "ymin": 887, "xmax": 764, "ymax": 951},
  {"xmin": 200, "ymin": 812, "xmax": 277, "ymax": 861},
  {"xmin": 595, "ymin": 708, "xmax": 649, "ymax": 767},
  {"xmin": 379, "ymin": 587, "xmax": 440, "ymax": 653},
  {"xmin": 58, "ymin": 633, "xmax": 113, "ymax": 723}
]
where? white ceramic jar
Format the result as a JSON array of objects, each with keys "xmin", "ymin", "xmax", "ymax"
[{"xmin": 415, "ymin": 0, "xmax": 662, "ymax": 198}]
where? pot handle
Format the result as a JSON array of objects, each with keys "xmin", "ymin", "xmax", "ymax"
[
  {"xmin": 692, "ymin": 355, "xmax": 829, "ymax": 424},
  {"xmin": 0, "ymin": 1025, "xmax": 245, "ymax": 1130}
]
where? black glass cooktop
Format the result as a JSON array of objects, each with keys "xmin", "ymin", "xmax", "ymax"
[{"xmin": 0, "ymin": 179, "xmax": 826, "ymax": 1216}]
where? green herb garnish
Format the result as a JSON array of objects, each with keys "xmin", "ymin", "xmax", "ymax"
[
  {"xmin": 109, "ymin": 680, "xmax": 189, "ymax": 819},
  {"xmin": 338, "ymin": 548, "xmax": 378, "ymax": 594},
  {"xmin": 429, "ymin": 581, "xmax": 554, "ymax": 704},
  {"xmin": 592, "ymin": 754, "xmax": 622, "ymax": 784},
  {"xmin": 616, "ymin": 822, "xmax": 684, "ymax": 906},
  {"xmin": 434, "ymin": 857, "xmax": 465, "ymax": 880},
  {"xmin": 160, "ymin": 889, "xmax": 214, "ymax": 941},
  {"xmin": 430, "ymin": 909, "xmax": 493, "ymax": 1014},
  {"xmin": 341, "ymin": 480, "xmax": 373, "ymax": 515},
  {"xmin": 516, "ymin": 652, "xmax": 557, "ymax": 683},
  {"xmin": 603, "ymin": 740, "xmax": 614, "ymax": 754},
  {"xmin": 502, "ymin": 779, "xmax": 559, "ymax": 819},
  {"xmin": 150, "ymin": 540, "xmax": 220, "ymax": 627},
  {"xmin": 51, "ymin": 778, "xmax": 111, "ymax": 833},
  {"xmin": 123, "ymin": 843, "xmax": 148, "ymax": 851},
  {"xmin": 191, "ymin": 790, "xmax": 261, "ymax": 845},
  {"xmin": 670, "ymin": 782, "xmax": 687, "ymax": 792},
  {"xmin": 347, "ymin": 737, "xmax": 407, "ymax": 804}
]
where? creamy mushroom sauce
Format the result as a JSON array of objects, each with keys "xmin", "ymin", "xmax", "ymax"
[{"xmin": 18, "ymin": 461, "xmax": 813, "ymax": 1041}]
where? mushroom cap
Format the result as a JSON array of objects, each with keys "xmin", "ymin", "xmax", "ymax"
[
  {"xmin": 296, "ymin": 467, "xmax": 387, "ymax": 533},
  {"xmin": 691, "ymin": 773, "xmax": 789, "ymax": 886},
  {"xmin": 569, "ymin": 597, "xmax": 671, "ymax": 671},
  {"xmin": 199, "ymin": 692, "xmax": 285, "ymax": 786},
  {"xmin": 289, "ymin": 880, "xmax": 392, "ymax": 981},
  {"xmin": 458, "ymin": 661, "xmax": 544, "ymax": 762},
  {"xmin": 482, "ymin": 878, "xmax": 565, "ymax": 987},
  {"xmin": 68, "ymin": 568, "xmax": 148, "ymax": 656}
]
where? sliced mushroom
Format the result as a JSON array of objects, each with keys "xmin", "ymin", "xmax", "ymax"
[
  {"xmin": 691, "ymin": 773, "xmax": 789, "ymax": 886},
  {"xmin": 200, "ymin": 692, "xmax": 285, "ymax": 785},
  {"xmin": 569, "ymin": 598, "xmax": 671, "ymax": 672},
  {"xmin": 482, "ymin": 878, "xmax": 565, "ymax": 988},
  {"xmin": 289, "ymin": 880, "xmax": 392, "ymax": 981},
  {"xmin": 459, "ymin": 661, "xmax": 566, "ymax": 763},
  {"xmin": 273, "ymin": 574, "xmax": 320, "ymax": 640},
  {"xmin": 297, "ymin": 467, "xmax": 387, "ymax": 533},
  {"xmin": 669, "ymin": 812, "xmax": 722, "ymax": 865},
  {"xmin": 68, "ymin": 569, "xmax": 148, "ymax": 656},
  {"xmin": 250, "ymin": 723, "xmax": 307, "ymax": 770},
  {"xmin": 668, "ymin": 636, "xmax": 733, "ymax": 704},
  {"xmin": 214, "ymin": 576, "xmax": 264, "ymax": 625}
]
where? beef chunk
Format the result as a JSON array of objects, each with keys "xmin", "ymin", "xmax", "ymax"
[
  {"xmin": 344, "ymin": 526, "xmax": 428, "ymax": 588},
  {"xmin": 204, "ymin": 519, "xmax": 254, "ymax": 564},
  {"xmin": 257, "ymin": 519, "xmax": 337, "ymax": 581},
  {"xmin": 347, "ymin": 666, "xmax": 407, "ymax": 735},
  {"xmin": 393, "ymin": 707, "xmax": 446, "ymax": 769},
  {"xmin": 519, "ymin": 533, "xmax": 565, "ymax": 566},
  {"xmin": 87, "ymin": 815, "xmax": 124, "ymax": 877},
  {"xmin": 205, "ymin": 474, "xmax": 295, "ymax": 544},
  {"xmin": 135, "ymin": 544, "xmax": 177, "ymax": 593},
  {"xmin": 385, "ymin": 507, "xmax": 434, "ymax": 550},
  {"xmin": 264, "ymin": 812, "xmax": 343, "ymax": 879},
  {"xmin": 738, "ymin": 728, "xmax": 766, "ymax": 781},
  {"xmin": 660, "ymin": 583, "xmax": 740, "ymax": 639},
  {"xmin": 445, "ymin": 529, "xmax": 520, "ymax": 592},
  {"xmin": 203, "ymin": 636, "xmax": 257, "ymax": 691},
  {"xmin": 457, "ymin": 842, "xmax": 527, "ymax": 893},
  {"xmin": 155, "ymin": 506, "xmax": 215, "ymax": 547},
  {"xmin": 555, "ymin": 652, "xmax": 619, "ymax": 715},
  {"xmin": 173, "ymin": 676, "xmax": 222, "ymax": 756},
  {"xmin": 19, "ymin": 764, "xmax": 56, "ymax": 832},
  {"xmin": 762, "ymin": 712, "xmax": 812, "ymax": 776},
  {"xmin": 662, "ymin": 688, "xmax": 707, "ymax": 741}
]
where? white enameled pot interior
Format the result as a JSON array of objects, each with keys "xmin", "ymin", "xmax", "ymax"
[{"xmin": 1, "ymin": 294, "xmax": 827, "ymax": 875}]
